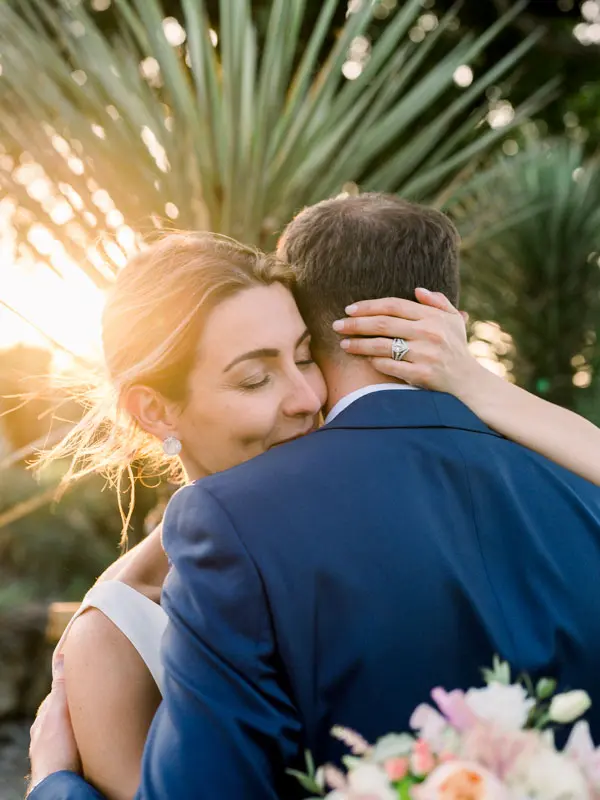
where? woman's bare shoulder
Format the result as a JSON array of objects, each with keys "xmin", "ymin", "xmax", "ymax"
[
  {"xmin": 61, "ymin": 608, "xmax": 161, "ymax": 800},
  {"xmin": 62, "ymin": 606, "xmax": 140, "ymax": 665},
  {"xmin": 62, "ymin": 606, "xmax": 161, "ymax": 727}
]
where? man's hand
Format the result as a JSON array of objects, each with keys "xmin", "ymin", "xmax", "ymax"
[{"xmin": 28, "ymin": 655, "xmax": 81, "ymax": 794}]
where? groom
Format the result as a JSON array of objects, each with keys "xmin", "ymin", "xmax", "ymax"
[{"xmin": 29, "ymin": 193, "xmax": 600, "ymax": 799}]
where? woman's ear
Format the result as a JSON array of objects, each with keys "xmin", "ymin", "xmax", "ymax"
[{"xmin": 122, "ymin": 384, "xmax": 179, "ymax": 442}]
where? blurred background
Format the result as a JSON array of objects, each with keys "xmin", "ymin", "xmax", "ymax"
[{"xmin": 0, "ymin": 0, "xmax": 599, "ymax": 795}]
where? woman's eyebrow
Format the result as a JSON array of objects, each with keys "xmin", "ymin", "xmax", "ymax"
[
  {"xmin": 224, "ymin": 348, "xmax": 279, "ymax": 372},
  {"xmin": 223, "ymin": 330, "xmax": 310, "ymax": 373}
]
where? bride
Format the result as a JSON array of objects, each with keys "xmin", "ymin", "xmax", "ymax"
[{"xmin": 31, "ymin": 231, "xmax": 600, "ymax": 799}]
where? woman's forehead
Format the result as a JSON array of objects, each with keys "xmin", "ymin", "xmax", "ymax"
[{"xmin": 196, "ymin": 284, "xmax": 306, "ymax": 363}]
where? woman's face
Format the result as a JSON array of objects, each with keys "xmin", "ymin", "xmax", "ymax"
[{"xmin": 174, "ymin": 283, "xmax": 327, "ymax": 480}]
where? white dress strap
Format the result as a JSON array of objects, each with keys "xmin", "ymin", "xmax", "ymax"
[{"xmin": 53, "ymin": 580, "xmax": 169, "ymax": 694}]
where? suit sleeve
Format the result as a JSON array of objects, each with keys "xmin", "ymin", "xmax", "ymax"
[
  {"xmin": 136, "ymin": 483, "xmax": 303, "ymax": 800},
  {"xmin": 27, "ymin": 771, "xmax": 104, "ymax": 800}
]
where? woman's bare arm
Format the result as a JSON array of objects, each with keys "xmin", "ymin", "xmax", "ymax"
[
  {"xmin": 442, "ymin": 358, "xmax": 600, "ymax": 487},
  {"xmin": 98, "ymin": 523, "xmax": 168, "ymax": 601},
  {"xmin": 335, "ymin": 290, "xmax": 600, "ymax": 487},
  {"xmin": 62, "ymin": 609, "xmax": 162, "ymax": 800}
]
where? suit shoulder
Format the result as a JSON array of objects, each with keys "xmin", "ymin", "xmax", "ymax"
[{"xmin": 197, "ymin": 429, "xmax": 330, "ymax": 497}]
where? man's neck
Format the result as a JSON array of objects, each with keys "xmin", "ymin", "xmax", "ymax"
[{"xmin": 318, "ymin": 358, "xmax": 402, "ymax": 416}]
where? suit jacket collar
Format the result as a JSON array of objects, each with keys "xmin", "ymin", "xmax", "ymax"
[{"xmin": 319, "ymin": 388, "xmax": 503, "ymax": 438}]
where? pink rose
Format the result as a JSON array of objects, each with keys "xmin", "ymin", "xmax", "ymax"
[
  {"xmin": 431, "ymin": 688, "xmax": 478, "ymax": 732},
  {"xmin": 461, "ymin": 723, "xmax": 538, "ymax": 780},
  {"xmin": 384, "ymin": 757, "xmax": 409, "ymax": 782},
  {"xmin": 411, "ymin": 739, "xmax": 436, "ymax": 776}
]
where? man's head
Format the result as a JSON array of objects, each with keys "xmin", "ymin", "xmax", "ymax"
[{"xmin": 277, "ymin": 193, "xmax": 460, "ymax": 357}]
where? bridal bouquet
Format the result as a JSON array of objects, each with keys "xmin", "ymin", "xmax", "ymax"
[{"xmin": 292, "ymin": 658, "xmax": 600, "ymax": 800}]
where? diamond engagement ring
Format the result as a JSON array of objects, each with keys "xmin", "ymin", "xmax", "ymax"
[{"xmin": 391, "ymin": 338, "xmax": 410, "ymax": 362}]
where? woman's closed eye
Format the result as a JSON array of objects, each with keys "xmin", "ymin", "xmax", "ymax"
[
  {"xmin": 239, "ymin": 373, "xmax": 271, "ymax": 391},
  {"xmin": 295, "ymin": 344, "xmax": 315, "ymax": 369},
  {"xmin": 236, "ymin": 345, "xmax": 315, "ymax": 391}
]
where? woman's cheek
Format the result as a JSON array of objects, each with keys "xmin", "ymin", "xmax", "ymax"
[
  {"xmin": 236, "ymin": 396, "xmax": 280, "ymax": 446},
  {"xmin": 310, "ymin": 368, "xmax": 328, "ymax": 407}
]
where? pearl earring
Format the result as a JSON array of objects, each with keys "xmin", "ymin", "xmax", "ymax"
[{"xmin": 162, "ymin": 436, "xmax": 182, "ymax": 456}]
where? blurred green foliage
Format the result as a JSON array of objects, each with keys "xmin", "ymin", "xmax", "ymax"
[{"xmin": 0, "ymin": 464, "xmax": 122, "ymax": 609}]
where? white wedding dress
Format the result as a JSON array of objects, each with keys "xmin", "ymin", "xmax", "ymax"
[{"xmin": 53, "ymin": 580, "xmax": 169, "ymax": 694}]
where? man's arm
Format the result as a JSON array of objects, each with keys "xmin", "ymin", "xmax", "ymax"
[
  {"xmin": 28, "ymin": 773, "xmax": 104, "ymax": 800},
  {"xmin": 137, "ymin": 482, "xmax": 303, "ymax": 799}
]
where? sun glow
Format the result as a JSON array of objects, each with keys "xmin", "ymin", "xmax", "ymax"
[{"xmin": 0, "ymin": 202, "xmax": 107, "ymax": 364}]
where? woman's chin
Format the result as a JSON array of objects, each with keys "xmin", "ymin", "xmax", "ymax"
[{"xmin": 270, "ymin": 423, "xmax": 319, "ymax": 449}]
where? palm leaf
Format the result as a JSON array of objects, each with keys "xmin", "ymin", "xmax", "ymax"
[
  {"xmin": 450, "ymin": 140, "xmax": 600, "ymax": 410},
  {"xmin": 0, "ymin": 0, "xmax": 553, "ymax": 269}
]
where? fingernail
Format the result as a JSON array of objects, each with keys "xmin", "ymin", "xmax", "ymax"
[
  {"xmin": 54, "ymin": 655, "xmax": 64, "ymax": 677},
  {"xmin": 340, "ymin": 339, "xmax": 350, "ymax": 349},
  {"xmin": 332, "ymin": 320, "xmax": 345, "ymax": 331},
  {"xmin": 345, "ymin": 304, "xmax": 358, "ymax": 314},
  {"xmin": 416, "ymin": 287, "xmax": 431, "ymax": 295}
]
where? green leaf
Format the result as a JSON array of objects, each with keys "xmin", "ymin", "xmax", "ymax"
[
  {"xmin": 482, "ymin": 655, "xmax": 511, "ymax": 686},
  {"xmin": 452, "ymin": 139, "xmax": 600, "ymax": 409},
  {"xmin": 396, "ymin": 776, "xmax": 421, "ymax": 800},
  {"xmin": 341, "ymin": 754, "xmax": 362, "ymax": 770},
  {"xmin": 0, "ymin": 0, "xmax": 553, "ymax": 274},
  {"xmin": 285, "ymin": 769, "xmax": 325, "ymax": 796},
  {"xmin": 536, "ymin": 677, "xmax": 558, "ymax": 700}
]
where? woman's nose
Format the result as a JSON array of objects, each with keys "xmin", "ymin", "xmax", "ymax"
[{"xmin": 283, "ymin": 372, "xmax": 322, "ymax": 417}]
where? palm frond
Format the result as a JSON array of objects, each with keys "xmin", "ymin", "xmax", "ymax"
[
  {"xmin": 0, "ymin": 0, "xmax": 553, "ymax": 278},
  {"xmin": 450, "ymin": 139, "xmax": 600, "ymax": 409}
]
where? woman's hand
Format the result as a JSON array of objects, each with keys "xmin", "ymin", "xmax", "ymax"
[
  {"xmin": 332, "ymin": 288, "xmax": 482, "ymax": 397},
  {"xmin": 335, "ymin": 289, "xmax": 600, "ymax": 488},
  {"xmin": 28, "ymin": 656, "xmax": 80, "ymax": 794}
]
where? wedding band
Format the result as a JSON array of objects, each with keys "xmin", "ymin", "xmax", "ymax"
[{"xmin": 391, "ymin": 338, "xmax": 410, "ymax": 362}]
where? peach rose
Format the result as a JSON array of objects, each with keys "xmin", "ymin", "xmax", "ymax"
[{"xmin": 412, "ymin": 761, "xmax": 510, "ymax": 800}]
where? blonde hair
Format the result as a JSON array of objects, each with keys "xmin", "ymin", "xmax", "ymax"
[{"xmin": 42, "ymin": 232, "xmax": 293, "ymax": 529}]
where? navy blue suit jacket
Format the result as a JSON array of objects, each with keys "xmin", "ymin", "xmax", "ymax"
[{"xmin": 31, "ymin": 390, "xmax": 600, "ymax": 799}]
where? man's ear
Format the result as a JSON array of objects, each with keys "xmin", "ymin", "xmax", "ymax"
[{"xmin": 122, "ymin": 384, "xmax": 179, "ymax": 443}]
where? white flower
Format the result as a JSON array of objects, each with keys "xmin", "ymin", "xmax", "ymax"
[
  {"xmin": 324, "ymin": 763, "xmax": 396, "ymax": 800},
  {"xmin": 565, "ymin": 720, "xmax": 600, "ymax": 788},
  {"xmin": 370, "ymin": 733, "xmax": 415, "ymax": 763},
  {"xmin": 508, "ymin": 745, "xmax": 590, "ymax": 799},
  {"xmin": 410, "ymin": 704, "xmax": 460, "ymax": 755},
  {"xmin": 549, "ymin": 691, "xmax": 592, "ymax": 724},
  {"xmin": 348, "ymin": 763, "xmax": 396, "ymax": 800},
  {"xmin": 465, "ymin": 683, "xmax": 535, "ymax": 731}
]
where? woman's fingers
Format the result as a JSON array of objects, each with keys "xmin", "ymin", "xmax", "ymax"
[
  {"xmin": 333, "ymin": 315, "xmax": 415, "ymax": 339},
  {"xmin": 344, "ymin": 297, "xmax": 432, "ymax": 321},
  {"xmin": 414, "ymin": 287, "xmax": 460, "ymax": 315},
  {"xmin": 369, "ymin": 357, "xmax": 428, "ymax": 386},
  {"xmin": 340, "ymin": 337, "xmax": 415, "ymax": 359},
  {"xmin": 344, "ymin": 291, "xmax": 461, "ymax": 322}
]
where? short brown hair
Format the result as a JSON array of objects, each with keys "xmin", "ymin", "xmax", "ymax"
[{"xmin": 278, "ymin": 193, "xmax": 460, "ymax": 354}]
